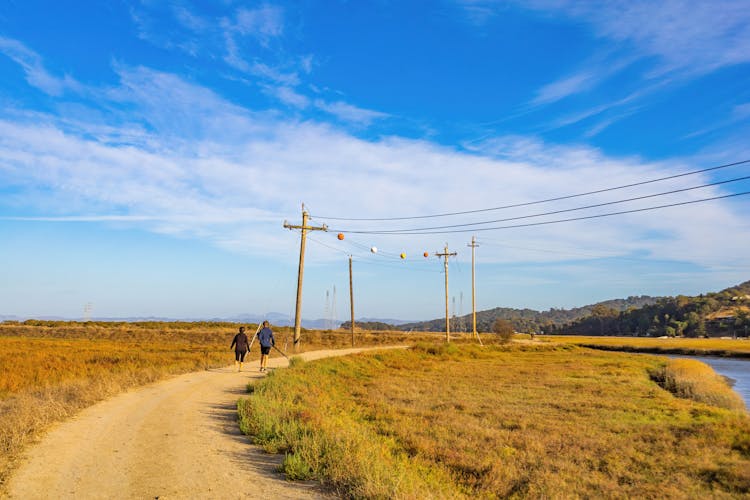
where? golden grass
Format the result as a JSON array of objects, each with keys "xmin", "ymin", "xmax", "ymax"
[
  {"xmin": 239, "ymin": 343, "xmax": 750, "ymax": 498},
  {"xmin": 651, "ymin": 358, "xmax": 747, "ymax": 411},
  {"xmin": 0, "ymin": 326, "xmax": 232, "ymax": 489},
  {"xmin": 546, "ymin": 335, "xmax": 750, "ymax": 358},
  {"xmin": 0, "ymin": 321, "xmax": 450, "ymax": 490}
]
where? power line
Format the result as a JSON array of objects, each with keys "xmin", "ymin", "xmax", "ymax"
[
  {"xmin": 311, "ymin": 158, "xmax": 750, "ymax": 221},
  {"xmin": 306, "ymin": 236, "xmax": 440, "ymax": 273},
  {"xmin": 335, "ymin": 175, "xmax": 750, "ymax": 234},
  {"xmin": 333, "ymin": 190, "xmax": 750, "ymax": 235}
]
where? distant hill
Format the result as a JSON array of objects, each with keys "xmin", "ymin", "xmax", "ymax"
[
  {"xmin": 348, "ymin": 280, "xmax": 750, "ymax": 338},
  {"xmin": 0, "ymin": 312, "xmax": 339, "ymax": 330},
  {"xmin": 350, "ymin": 296, "xmax": 661, "ymax": 333},
  {"xmin": 558, "ymin": 280, "xmax": 750, "ymax": 337}
]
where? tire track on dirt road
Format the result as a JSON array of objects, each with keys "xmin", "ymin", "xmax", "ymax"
[{"xmin": 6, "ymin": 347, "xmax": 403, "ymax": 499}]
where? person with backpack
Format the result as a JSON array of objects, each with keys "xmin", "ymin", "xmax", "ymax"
[
  {"xmin": 230, "ymin": 326, "xmax": 249, "ymax": 372},
  {"xmin": 257, "ymin": 321, "xmax": 275, "ymax": 372}
]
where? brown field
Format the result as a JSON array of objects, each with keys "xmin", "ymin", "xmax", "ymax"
[
  {"xmin": 239, "ymin": 343, "xmax": 750, "ymax": 498},
  {"xmin": 0, "ymin": 320, "xmax": 449, "ymax": 487},
  {"xmin": 5, "ymin": 322, "xmax": 750, "ymax": 497}
]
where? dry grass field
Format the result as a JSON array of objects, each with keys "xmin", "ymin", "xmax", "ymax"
[
  {"xmin": 0, "ymin": 321, "xmax": 232, "ymax": 486},
  {"xmin": 239, "ymin": 343, "xmax": 750, "ymax": 498},
  {"xmin": 5, "ymin": 322, "xmax": 749, "ymax": 497},
  {"xmin": 545, "ymin": 335, "xmax": 750, "ymax": 358},
  {"xmin": 0, "ymin": 321, "xmax": 442, "ymax": 487}
]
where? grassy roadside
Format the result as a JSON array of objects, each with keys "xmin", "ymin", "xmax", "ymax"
[
  {"xmin": 0, "ymin": 322, "xmax": 443, "ymax": 490},
  {"xmin": 544, "ymin": 335, "xmax": 750, "ymax": 358},
  {"xmin": 0, "ymin": 326, "xmax": 231, "ymax": 489},
  {"xmin": 238, "ymin": 343, "xmax": 750, "ymax": 498}
]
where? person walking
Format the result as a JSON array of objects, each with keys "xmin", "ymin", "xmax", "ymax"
[
  {"xmin": 257, "ymin": 321, "xmax": 275, "ymax": 372},
  {"xmin": 230, "ymin": 326, "xmax": 249, "ymax": 372}
]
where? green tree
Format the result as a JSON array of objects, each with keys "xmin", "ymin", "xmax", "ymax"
[
  {"xmin": 696, "ymin": 318, "xmax": 707, "ymax": 338},
  {"xmin": 736, "ymin": 310, "xmax": 750, "ymax": 337},
  {"xmin": 591, "ymin": 304, "xmax": 617, "ymax": 335}
]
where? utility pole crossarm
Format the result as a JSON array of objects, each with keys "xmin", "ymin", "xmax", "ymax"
[{"xmin": 284, "ymin": 206, "xmax": 328, "ymax": 352}]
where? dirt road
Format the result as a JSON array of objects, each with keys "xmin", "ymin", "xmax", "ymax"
[{"xmin": 6, "ymin": 347, "xmax": 395, "ymax": 499}]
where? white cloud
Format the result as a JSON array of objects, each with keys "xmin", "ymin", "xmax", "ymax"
[
  {"xmin": 313, "ymin": 99, "xmax": 390, "ymax": 126},
  {"xmin": 221, "ymin": 5, "xmax": 285, "ymax": 71},
  {"xmin": 532, "ymin": 70, "xmax": 600, "ymax": 106},
  {"xmin": 569, "ymin": 0, "xmax": 750, "ymax": 74},
  {"xmin": 232, "ymin": 5, "xmax": 284, "ymax": 42},
  {"xmin": 3, "ymin": 113, "xmax": 748, "ymax": 272},
  {"xmin": 264, "ymin": 85, "xmax": 311, "ymax": 108},
  {"xmin": 465, "ymin": 0, "xmax": 750, "ymax": 75},
  {"xmin": 173, "ymin": 5, "xmax": 208, "ymax": 32},
  {"xmin": 462, "ymin": 0, "xmax": 750, "ymax": 136},
  {"xmin": 0, "ymin": 49, "xmax": 747, "ymax": 272},
  {"xmin": 250, "ymin": 62, "xmax": 300, "ymax": 86},
  {"xmin": 0, "ymin": 37, "xmax": 83, "ymax": 96}
]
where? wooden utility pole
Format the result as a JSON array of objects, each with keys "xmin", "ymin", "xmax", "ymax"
[
  {"xmin": 348, "ymin": 255, "xmax": 356, "ymax": 346},
  {"xmin": 435, "ymin": 244, "xmax": 457, "ymax": 342},
  {"xmin": 468, "ymin": 236, "xmax": 483, "ymax": 345},
  {"xmin": 283, "ymin": 205, "xmax": 327, "ymax": 351}
]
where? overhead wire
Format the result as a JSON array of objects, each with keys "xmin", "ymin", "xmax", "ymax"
[
  {"xmin": 477, "ymin": 238, "xmax": 670, "ymax": 262},
  {"xmin": 305, "ymin": 235, "xmax": 441, "ymax": 273},
  {"xmin": 310, "ymin": 158, "xmax": 750, "ymax": 221},
  {"xmin": 332, "ymin": 174, "xmax": 750, "ymax": 234},
  {"xmin": 332, "ymin": 190, "xmax": 750, "ymax": 235}
]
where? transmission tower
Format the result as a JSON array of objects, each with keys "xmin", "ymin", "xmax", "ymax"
[
  {"xmin": 331, "ymin": 285, "xmax": 337, "ymax": 329},
  {"xmin": 83, "ymin": 302, "xmax": 93, "ymax": 322},
  {"xmin": 452, "ymin": 296, "xmax": 457, "ymax": 327},
  {"xmin": 459, "ymin": 292, "xmax": 464, "ymax": 333},
  {"xmin": 324, "ymin": 289, "xmax": 331, "ymax": 330}
]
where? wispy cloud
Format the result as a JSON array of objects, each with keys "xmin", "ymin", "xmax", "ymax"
[
  {"xmin": 221, "ymin": 5, "xmax": 286, "ymax": 72},
  {"xmin": 684, "ymin": 101, "xmax": 750, "ymax": 140},
  {"xmin": 230, "ymin": 5, "xmax": 284, "ymax": 43},
  {"xmin": 532, "ymin": 70, "xmax": 600, "ymax": 106},
  {"xmin": 127, "ymin": 4, "xmax": 386, "ymax": 132},
  {"xmin": 263, "ymin": 84, "xmax": 311, "ymax": 108},
  {"xmin": 463, "ymin": 0, "xmax": 750, "ymax": 75},
  {"xmin": 0, "ymin": 37, "xmax": 83, "ymax": 96},
  {"xmin": 313, "ymin": 99, "xmax": 389, "ymax": 126},
  {"xmin": 1, "ymin": 41, "xmax": 747, "ymax": 271},
  {"xmin": 568, "ymin": 0, "xmax": 750, "ymax": 75},
  {"xmin": 461, "ymin": 1, "xmax": 750, "ymax": 136},
  {"xmin": 3, "ymin": 105, "xmax": 748, "ymax": 269}
]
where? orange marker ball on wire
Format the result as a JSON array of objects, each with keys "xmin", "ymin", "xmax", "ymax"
[
  {"xmin": 337, "ymin": 233, "xmax": 344, "ymax": 240},
  {"xmin": 423, "ymin": 252, "xmax": 429, "ymax": 258}
]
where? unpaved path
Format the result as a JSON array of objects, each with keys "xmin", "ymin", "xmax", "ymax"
[{"xmin": 7, "ymin": 347, "xmax": 401, "ymax": 499}]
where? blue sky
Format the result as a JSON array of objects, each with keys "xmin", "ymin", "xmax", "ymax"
[{"xmin": 1, "ymin": 1, "xmax": 749, "ymax": 322}]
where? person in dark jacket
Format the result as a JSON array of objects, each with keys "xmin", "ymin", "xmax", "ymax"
[
  {"xmin": 230, "ymin": 326, "xmax": 249, "ymax": 372},
  {"xmin": 257, "ymin": 321, "xmax": 275, "ymax": 372}
]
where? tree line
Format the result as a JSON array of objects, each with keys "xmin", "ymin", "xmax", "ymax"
[{"xmin": 341, "ymin": 280, "xmax": 750, "ymax": 338}]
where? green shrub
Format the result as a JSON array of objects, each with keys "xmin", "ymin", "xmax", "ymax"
[{"xmin": 282, "ymin": 452, "xmax": 314, "ymax": 480}]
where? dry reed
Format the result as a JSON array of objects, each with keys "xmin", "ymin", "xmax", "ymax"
[{"xmin": 239, "ymin": 343, "xmax": 750, "ymax": 498}]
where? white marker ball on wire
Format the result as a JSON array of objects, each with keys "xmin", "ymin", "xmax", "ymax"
[{"xmin": 370, "ymin": 246, "xmax": 378, "ymax": 253}]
